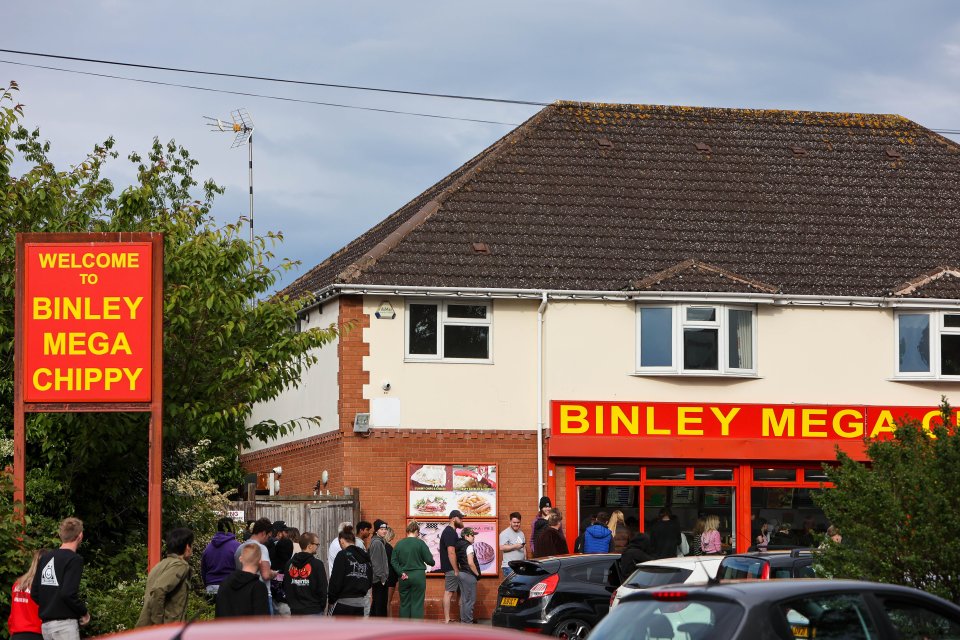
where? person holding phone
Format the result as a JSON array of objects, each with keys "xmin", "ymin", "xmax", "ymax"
[{"xmin": 499, "ymin": 512, "xmax": 526, "ymax": 578}]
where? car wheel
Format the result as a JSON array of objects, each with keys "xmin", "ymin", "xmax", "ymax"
[{"xmin": 552, "ymin": 617, "xmax": 592, "ymax": 640}]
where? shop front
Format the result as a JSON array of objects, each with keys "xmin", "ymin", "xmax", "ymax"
[{"xmin": 548, "ymin": 400, "xmax": 948, "ymax": 553}]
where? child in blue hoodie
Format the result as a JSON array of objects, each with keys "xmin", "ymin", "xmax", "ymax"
[{"xmin": 582, "ymin": 512, "xmax": 614, "ymax": 553}]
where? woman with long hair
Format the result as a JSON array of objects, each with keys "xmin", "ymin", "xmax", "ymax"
[
  {"xmin": 690, "ymin": 518, "xmax": 706, "ymax": 556},
  {"xmin": 700, "ymin": 515, "xmax": 723, "ymax": 555},
  {"xmin": 9, "ymin": 549, "xmax": 47, "ymax": 640}
]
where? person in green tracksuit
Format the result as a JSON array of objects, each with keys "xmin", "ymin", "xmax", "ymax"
[{"xmin": 390, "ymin": 521, "xmax": 435, "ymax": 618}]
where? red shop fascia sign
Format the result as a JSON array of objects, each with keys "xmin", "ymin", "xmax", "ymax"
[{"xmin": 549, "ymin": 400, "xmax": 956, "ymax": 462}]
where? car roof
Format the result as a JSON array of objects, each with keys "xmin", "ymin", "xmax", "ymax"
[
  {"xmin": 620, "ymin": 579, "xmax": 960, "ymax": 609},
  {"xmin": 99, "ymin": 618, "xmax": 524, "ymax": 640},
  {"xmin": 638, "ymin": 556, "xmax": 724, "ymax": 569},
  {"xmin": 534, "ymin": 553, "xmax": 619, "ymax": 564},
  {"xmin": 723, "ymin": 550, "xmax": 812, "ymax": 565}
]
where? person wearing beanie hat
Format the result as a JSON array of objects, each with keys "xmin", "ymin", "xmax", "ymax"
[
  {"xmin": 368, "ymin": 519, "xmax": 391, "ymax": 616},
  {"xmin": 530, "ymin": 496, "xmax": 552, "ymax": 556}
]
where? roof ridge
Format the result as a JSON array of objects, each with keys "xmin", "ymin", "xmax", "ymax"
[
  {"xmin": 552, "ymin": 100, "xmax": 912, "ymax": 123},
  {"xmin": 892, "ymin": 266, "xmax": 960, "ymax": 296},
  {"xmin": 633, "ymin": 259, "xmax": 779, "ymax": 294},
  {"xmin": 336, "ymin": 105, "xmax": 558, "ymax": 284}
]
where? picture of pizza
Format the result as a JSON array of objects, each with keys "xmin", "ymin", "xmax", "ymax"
[{"xmin": 457, "ymin": 493, "xmax": 492, "ymax": 516}]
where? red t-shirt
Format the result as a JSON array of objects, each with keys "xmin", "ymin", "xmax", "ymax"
[{"xmin": 9, "ymin": 583, "xmax": 41, "ymax": 634}]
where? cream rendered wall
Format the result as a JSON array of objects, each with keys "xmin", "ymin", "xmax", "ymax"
[
  {"xmin": 363, "ymin": 296, "xmax": 538, "ymax": 429},
  {"xmin": 246, "ymin": 298, "xmax": 340, "ymax": 452},
  {"xmin": 365, "ymin": 296, "xmax": 960, "ymax": 432}
]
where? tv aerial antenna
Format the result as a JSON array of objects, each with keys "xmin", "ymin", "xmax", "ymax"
[{"xmin": 204, "ymin": 108, "xmax": 255, "ymax": 243}]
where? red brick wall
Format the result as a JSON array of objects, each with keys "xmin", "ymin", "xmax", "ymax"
[
  {"xmin": 241, "ymin": 430, "xmax": 344, "ymax": 495},
  {"xmin": 338, "ymin": 296, "xmax": 370, "ymax": 435}
]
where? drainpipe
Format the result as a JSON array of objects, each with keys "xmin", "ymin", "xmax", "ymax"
[{"xmin": 537, "ymin": 291, "xmax": 549, "ymax": 501}]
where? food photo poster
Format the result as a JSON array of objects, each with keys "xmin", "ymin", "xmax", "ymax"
[
  {"xmin": 408, "ymin": 463, "xmax": 497, "ymax": 518},
  {"xmin": 411, "ymin": 519, "xmax": 499, "ymax": 576}
]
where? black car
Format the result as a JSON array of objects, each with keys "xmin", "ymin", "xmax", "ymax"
[
  {"xmin": 589, "ymin": 579, "xmax": 960, "ymax": 639},
  {"xmin": 492, "ymin": 554, "xmax": 620, "ymax": 639},
  {"xmin": 717, "ymin": 549, "xmax": 815, "ymax": 580}
]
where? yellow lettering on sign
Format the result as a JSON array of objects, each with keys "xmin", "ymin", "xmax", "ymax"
[
  {"xmin": 869, "ymin": 410, "xmax": 896, "ymax": 438},
  {"xmin": 646, "ymin": 406, "xmax": 670, "ymax": 435},
  {"xmin": 762, "ymin": 408, "xmax": 795, "ymax": 437},
  {"xmin": 611, "ymin": 406, "xmax": 639, "ymax": 435},
  {"xmin": 677, "ymin": 407, "xmax": 704, "ymax": 435},
  {"xmin": 28, "ymin": 296, "xmax": 144, "ymax": 320},
  {"xmin": 922, "ymin": 410, "xmax": 941, "ymax": 433},
  {"xmin": 801, "ymin": 408, "xmax": 828, "ymax": 438},
  {"xmin": 29, "ymin": 367, "xmax": 143, "ymax": 391},
  {"xmin": 595, "ymin": 405, "xmax": 605, "ymax": 434},
  {"xmin": 711, "ymin": 407, "xmax": 739, "ymax": 436},
  {"xmin": 559, "ymin": 405, "xmax": 590, "ymax": 433},
  {"xmin": 38, "ymin": 252, "xmax": 140, "ymax": 269},
  {"xmin": 832, "ymin": 410, "xmax": 864, "ymax": 438}
]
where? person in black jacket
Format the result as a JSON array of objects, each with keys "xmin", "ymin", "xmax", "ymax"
[
  {"xmin": 648, "ymin": 507, "xmax": 682, "ymax": 559},
  {"xmin": 618, "ymin": 533, "xmax": 655, "ymax": 583},
  {"xmin": 328, "ymin": 529, "xmax": 372, "ymax": 616},
  {"xmin": 216, "ymin": 544, "xmax": 270, "ymax": 618},
  {"xmin": 283, "ymin": 532, "xmax": 327, "ymax": 616},
  {"xmin": 32, "ymin": 517, "xmax": 89, "ymax": 640}
]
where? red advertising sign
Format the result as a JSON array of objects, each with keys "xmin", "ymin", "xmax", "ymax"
[
  {"xmin": 22, "ymin": 242, "xmax": 153, "ymax": 402},
  {"xmin": 549, "ymin": 400, "xmax": 955, "ymax": 462}
]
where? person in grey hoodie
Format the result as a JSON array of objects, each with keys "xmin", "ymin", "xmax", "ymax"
[
  {"xmin": 583, "ymin": 512, "xmax": 614, "ymax": 553},
  {"xmin": 368, "ymin": 520, "xmax": 390, "ymax": 617},
  {"xmin": 201, "ymin": 518, "xmax": 240, "ymax": 597}
]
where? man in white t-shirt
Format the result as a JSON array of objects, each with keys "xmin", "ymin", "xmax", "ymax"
[
  {"xmin": 234, "ymin": 518, "xmax": 276, "ymax": 612},
  {"xmin": 499, "ymin": 511, "xmax": 526, "ymax": 578},
  {"xmin": 327, "ymin": 521, "xmax": 354, "ymax": 580}
]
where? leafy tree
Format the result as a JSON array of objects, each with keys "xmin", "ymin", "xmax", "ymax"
[
  {"xmin": 0, "ymin": 80, "xmax": 337, "ymax": 611},
  {"xmin": 816, "ymin": 397, "xmax": 960, "ymax": 603}
]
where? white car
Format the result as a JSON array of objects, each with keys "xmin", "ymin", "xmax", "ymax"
[{"xmin": 609, "ymin": 556, "xmax": 724, "ymax": 609}]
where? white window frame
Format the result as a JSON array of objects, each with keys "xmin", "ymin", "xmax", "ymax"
[
  {"xmin": 404, "ymin": 299, "xmax": 493, "ymax": 363},
  {"xmin": 636, "ymin": 303, "xmax": 758, "ymax": 376},
  {"xmin": 894, "ymin": 310, "xmax": 960, "ymax": 380}
]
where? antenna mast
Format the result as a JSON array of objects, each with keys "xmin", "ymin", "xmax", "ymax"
[{"xmin": 204, "ymin": 109, "xmax": 255, "ymax": 243}]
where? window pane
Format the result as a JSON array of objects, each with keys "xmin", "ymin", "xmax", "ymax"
[
  {"xmin": 575, "ymin": 465, "xmax": 640, "ymax": 481},
  {"xmin": 694, "ymin": 467, "xmax": 733, "ymax": 480},
  {"xmin": 882, "ymin": 598, "xmax": 960, "ymax": 639},
  {"xmin": 684, "ymin": 329, "xmax": 718, "ymax": 370},
  {"xmin": 804, "ymin": 468, "xmax": 830, "ymax": 482},
  {"xmin": 943, "ymin": 334, "xmax": 960, "ymax": 376},
  {"xmin": 640, "ymin": 307, "xmax": 672, "ymax": 367},
  {"xmin": 781, "ymin": 594, "xmax": 877, "ymax": 639},
  {"xmin": 899, "ymin": 314, "xmax": 930, "ymax": 373},
  {"xmin": 646, "ymin": 467, "xmax": 686, "ymax": 480},
  {"xmin": 728, "ymin": 309, "xmax": 753, "ymax": 369},
  {"xmin": 409, "ymin": 304, "xmax": 438, "ymax": 355},
  {"xmin": 443, "ymin": 325, "xmax": 489, "ymax": 359},
  {"xmin": 753, "ymin": 468, "xmax": 797, "ymax": 481},
  {"xmin": 946, "ymin": 314, "xmax": 960, "ymax": 328},
  {"xmin": 447, "ymin": 304, "xmax": 487, "ymax": 319},
  {"xmin": 686, "ymin": 306, "xmax": 716, "ymax": 322}
]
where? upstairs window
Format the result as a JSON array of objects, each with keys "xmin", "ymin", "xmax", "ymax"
[
  {"xmin": 636, "ymin": 304, "xmax": 756, "ymax": 375},
  {"xmin": 896, "ymin": 311, "xmax": 960, "ymax": 379},
  {"xmin": 406, "ymin": 300, "xmax": 492, "ymax": 362}
]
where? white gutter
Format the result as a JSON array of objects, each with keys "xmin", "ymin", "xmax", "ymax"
[
  {"xmin": 536, "ymin": 291, "xmax": 548, "ymax": 504},
  {"xmin": 303, "ymin": 283, "xmax": 960, "ymax": 315}
]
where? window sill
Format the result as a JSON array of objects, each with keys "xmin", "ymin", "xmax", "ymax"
[
  {"xmin": 631, "ymin": 371, "xmax": 761, "ymax": 379},
  {"xmin": 404, "ymin": 358, "xmax": 494, "ymax": 365},
  {"xmin": 888, "ymin": 376, "xmax": 960, "ymax": 383}
]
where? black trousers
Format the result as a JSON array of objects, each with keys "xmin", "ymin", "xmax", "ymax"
[
  {"xmin": 371, "ymin": 582, "xmax": 389, "ymax": 617},
  {"xmin": 332, "ymin": 602, "xmax": 364, "ymax": 616}
]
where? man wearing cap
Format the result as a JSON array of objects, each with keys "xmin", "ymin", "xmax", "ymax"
[
  {"xmin": 439, "ymin": 510, "xmax": 464, "ymax": 624},
  {"xmin": 368, "ymin": 519, "xmax": 391, "ymax": 617}
]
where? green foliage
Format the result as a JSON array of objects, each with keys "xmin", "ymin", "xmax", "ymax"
[
  {"xmin": 816, "ymin": 397, "xmax": 960, "ymax": 602},
  {"xmin": 0, "ymin": 81, "xmax": 336, "ymax": 629}
]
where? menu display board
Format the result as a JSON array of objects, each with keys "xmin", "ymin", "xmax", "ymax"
[
  {"xmin": 604, "ymin": 486, "xmax": 635, "ymax": 507},
  {"xmin": 412, "ymin": 519, "xmax": 499, "ymax": 577},
  {"xmin": 408, "ymin": 463, "xmax": 497, "ymax": 518}
]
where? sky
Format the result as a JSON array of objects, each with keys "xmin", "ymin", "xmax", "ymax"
[{"xmin": 5, "ymin": 1, "xmax": 960, "ymax": 292}]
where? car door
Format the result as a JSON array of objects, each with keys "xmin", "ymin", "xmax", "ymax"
[
  {"xmin": 562, "ymin": 557, "xmax": 619, "ymax": 621},
  {"xmin": 872, "ymin": 592, "xmax": 960, "ymax": 639}
]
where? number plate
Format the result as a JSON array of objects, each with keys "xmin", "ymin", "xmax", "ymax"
[
  {"xmin": 500, "ymin": 597, "xmax": 519, "ymax": 607},
  {"xmin": 791, "ymin": 624, "xmax": 809, "ymax": 638}
]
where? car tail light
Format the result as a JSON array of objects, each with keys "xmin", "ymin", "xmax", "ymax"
[
  {"xmin": 528, "ymin": 573, "xmax": 559, "ymax": 599},
  {"xmin": 760, "ymin": 563, "xmax": 771, "ymax": 580},
  {"xmin": 652, "ymin": 590, "xmax": 688, "ymax": 601}
]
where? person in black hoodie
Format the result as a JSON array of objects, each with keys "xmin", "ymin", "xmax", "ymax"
[
  {"xmin": 328, "ymin": 528, "xmax": 372, "ymax": 616},
  {"xmin": 283, "ymin": 532, "xmax": 327, "ymax": 616},
  {"xmin": 32, "ymin": 517, "xmax": 89, "ymax": 640},
  {"xmin": 216, "ymin": 545, "xmax": 269, "ymax": 618},
  {"xmin": 618, "ymin": 533, "xmax": 655, "ymax": 584}
]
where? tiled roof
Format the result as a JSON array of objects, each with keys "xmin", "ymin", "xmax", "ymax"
[{"xmin": 281, "ymin": 101, "xmax": 960, "ymax": 300}]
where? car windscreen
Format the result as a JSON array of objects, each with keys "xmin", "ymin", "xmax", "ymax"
[
  {"xmin": 589, "ymin": 597, "xmax": 744, "ymax": 640},
  {"xmin": 625, "ymin": 565, "xmax": 694, "ymax": 589},
  {"xmin": 718, "ymin": 557, "xmax": 766, "ymax": 579}
]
